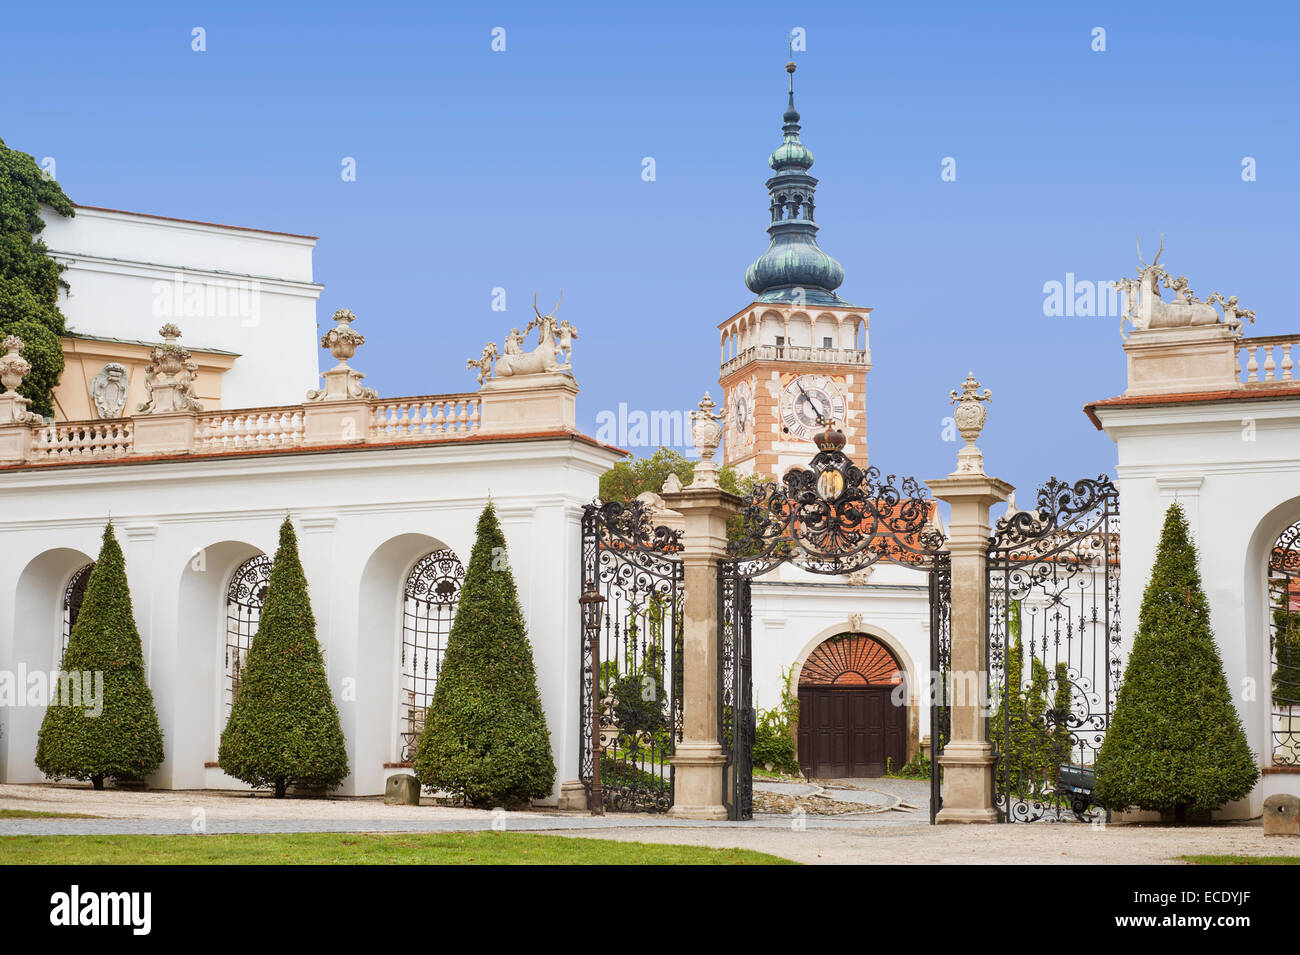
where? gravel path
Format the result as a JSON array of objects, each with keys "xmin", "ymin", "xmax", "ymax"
[{"xmin": 0, "ymin": 783, "xmax": 1291, "ymax": 864}]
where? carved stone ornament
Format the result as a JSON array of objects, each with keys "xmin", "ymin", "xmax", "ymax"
[
  {"xmin": 0, "ymin": 335, "xmax": 37, "ymax": 424},
  {"xmin": 466, "ymin": 293, "xmax": 577, "ymax": 385},
  {"xmin": 139, "ymin": 323, "xmax": 203, "ymax": 414},
  {"xmin": 1114, "ymin": 234, "xmax": 1256, "ymax": 339},
  {"xmin": 88, "ymin": 362, "xmax": 130, "ymax": 419},
  {"xmin": 949, "ymin": 372, "xmax": 992, "ymax": 474},
  {"xmin": 307, "ymin": 307, "xmax": 378, "ymax": 401},
  {"xmin": 688, "ymin": 392, "xmax": 724, "ymax": 489}
]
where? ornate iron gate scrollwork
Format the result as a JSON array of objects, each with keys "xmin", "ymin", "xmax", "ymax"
[
  {"xmin": 580, "ymin": 500, "xmax": 684, "ymax": 812},
  {"xmin": 987, "ymin": 476, "xmax": 1120, "ymax": 823},
  {"xmin": 928, "ymin": 553, "xmax": 951, "ymax": 824},
  {"xmin": 722, "ymin": 423, "xmax": 949, "ymax": 821}
]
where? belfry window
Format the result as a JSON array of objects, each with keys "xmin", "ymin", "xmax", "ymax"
[
  {"xmin": 224, "ymin": 555, "xmax": 273, "ymax": 717},
  {"xmin": 61, "ymin": 563, "xmax": 94, "ymax": 662},
  {"xmin": 399, "ymin": 549, "xmax": 465, "ymax": 761}
]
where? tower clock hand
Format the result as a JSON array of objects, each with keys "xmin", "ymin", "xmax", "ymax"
[{"xmin": 797, "ymin": 380, "xmax": 828, "ymax": 424}]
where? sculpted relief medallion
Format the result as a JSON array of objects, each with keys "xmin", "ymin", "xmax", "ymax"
[{"xmin": 89, "ymin": 363, "xmax": 130, "ymax": 419}]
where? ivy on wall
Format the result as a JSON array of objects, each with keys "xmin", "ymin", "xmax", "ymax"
[{"xmin": 0, "ymin": 137, "xmax": 74, "ymax": 419}]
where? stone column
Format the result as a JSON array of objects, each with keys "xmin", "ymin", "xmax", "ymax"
[
  {"xmin": 926, "ymin": 374, "xmax": 1012, "ymax": 824},
  {"xmin": 660, "ymin": 392, "xmax": 742, "ymax": 819}
]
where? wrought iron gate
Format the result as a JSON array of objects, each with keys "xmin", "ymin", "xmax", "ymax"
[
  {"xmin": 579, "ymin": 500, "xmax": 684, "ymax": 812},
  {"xmin": 721, "ymin": 425, "xmax": 949, "ymax": 821},
  {"xmin": 986, "ymin": 477, "xmax": 1120, "ymax": 823},
  {"xmin": 928, "ymin": 553, "xmax": 951, "ymax": 824}
]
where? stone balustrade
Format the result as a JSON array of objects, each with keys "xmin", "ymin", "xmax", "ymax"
[
  {"xmin": 1239, "ymin": 335, "xmax": 1300, "ymax": 386},
  {"xmin": 1, "ymin": 392, "xmax": 490, "ymax": 466},
  {"xmin": 720, "ymin": 343, "xmax": 868, "ymax": 377},
  {"xmin": 31, "ymin": 420, "xmax": 135, "ymax": 462},
  {"xmin": 371, "ymin": 395, "xmax": 481, "ymax": 441}
]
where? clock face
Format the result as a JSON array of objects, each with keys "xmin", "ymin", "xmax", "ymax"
[
  {"xmin": 780, "ymin": 374, "xmax": 846, "ymax": 440},
  {"xmin": 730, "ymin": 380, "xmax": 754, "ymax": 446}
]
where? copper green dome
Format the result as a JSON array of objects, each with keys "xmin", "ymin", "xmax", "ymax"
[{"xmin": 744, "ymin": 62, "xmax": 849, "ymax": 307}]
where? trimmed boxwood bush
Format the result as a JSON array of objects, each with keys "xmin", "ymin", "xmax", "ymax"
[
  {"xmin": 1094, "ymin": 503, "xmax": 1259, "ymax": 821},
  {"xmin": 35, "ymin": 523, "xmax": 164, "ymax": 789},
  {"xmin": 218, "ymin": 517, "xmax": 348, "ymax": 797},
  {"xmin": 413, "ymin": 502, "xmax": 556, "ymax": 807}
]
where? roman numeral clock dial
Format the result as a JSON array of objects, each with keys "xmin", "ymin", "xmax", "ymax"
[{"xmin": 780, "ymin": 374, "xmax": 846, "ymax": 440}]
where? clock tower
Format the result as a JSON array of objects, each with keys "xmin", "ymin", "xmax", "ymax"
[{"xmin": 720, "ymin": 61, "xmax": 872, "ymax": 480}]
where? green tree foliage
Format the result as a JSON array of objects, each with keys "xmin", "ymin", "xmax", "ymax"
[
  {"xmin": 1095, "ymin": 504, "xmax": 1259, "ymax": 820},
  {"xmin": 989, "ymin": 601, "xmax": 1073, "ymax": 797},
  {"xmin": 218, "ymin": 518, "xmax": 349, "ymax": 797},
  {"xmin": 1272, "ymin": 605, "xmax": 1300, "ymax": 708},
  {"xmin": 0, "ymin": 138, "xmax": 74, "ymax": 419},
  {"xmin": 755, "ymin": 668, "xmax": 800, "ymax": 775},
  {"xmin": 36, "ymin": 523, "xmax": 164, "ymax": 789},
  {"xmin": 597, "ymin": 446, "xmax": 758, "ymax": 501},
  {"xmin": 413, "ymin": 502, "xmax": 556, "ymax": 806}
]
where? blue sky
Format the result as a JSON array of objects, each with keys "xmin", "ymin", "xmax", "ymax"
[{"xmin": 5, "ymin": 1, "xmax": 1296, "ymax": 496}]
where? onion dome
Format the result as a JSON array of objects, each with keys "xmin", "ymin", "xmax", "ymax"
[{"xmin": 744, "ymin": 61, "xmax": 849, "ymax": 306}]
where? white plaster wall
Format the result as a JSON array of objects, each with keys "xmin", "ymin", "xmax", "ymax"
[
  {"xmin": 749, "ymin": 561, "xmax": 933, "ymax": 746},
  {"xmin": 0, "ymin": 436, "xmax": 620, "ymax": 798},
  {"xmin": 1097, "ymin": 396, "xmax": 1300, "ymax": 818},
  {"xmin": 39, "ymin": 206, "xmax": 322, "ymax": 410}
]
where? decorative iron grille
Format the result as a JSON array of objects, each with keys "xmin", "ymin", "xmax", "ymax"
[
  {"xmin": 224, "ymin": 555, "xmax": 273, "ymax": 717},
  {"xmin": 580, "ymin": 500, "xmax": 684, "ymax": 813},
  {"xmin": 987, "ymin": 476, "xmax": 1120, "ymax": 823},
  {"xmin": 61, "ymin": 563, "xmax": 94, "ymax": 662},
  {"xmin": 929, "ymin": 554, "xmax": 951, "ymax": 823},
  {"xmin": 399, "ymin": 549, "xmax": 465, "ymax": 762},
  {"xmin": 1267, "ymin": 522, "xmax": 1300, "ymax": 767}
]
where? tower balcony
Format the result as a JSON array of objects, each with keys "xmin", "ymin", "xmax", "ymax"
[{"xmin": 721, "ymin": 343, "xmax": 869, "ymax": 377}]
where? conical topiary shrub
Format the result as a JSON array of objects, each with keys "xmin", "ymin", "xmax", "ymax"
[
  {"xmin": 1095, "ymin": 503, "xmax": 1259, "ymax": 821},
  {"xmin": 36, "ymin": 522, "xmax": 164, "ymax": 789},
  {"xmin": 413, "ymin": 502, "xmax": 556, "ymax": 806},
  {"xmin": 218, "ymin": 517, "xmax": 348, "ymax": 797}
]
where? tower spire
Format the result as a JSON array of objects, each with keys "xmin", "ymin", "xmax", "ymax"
[{"xmin": 744, "ymin": 60, "xmax": 847, "ymax": 306}]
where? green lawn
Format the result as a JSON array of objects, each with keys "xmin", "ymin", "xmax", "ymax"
[
  {"xmin": 0, "ymin": 831, "xmax": 794, "ymax": 865},
  {"xmin": 1181, "ymin": 854, "xmax": 1300, "ymax": 865},
  {"xmin": 0, "ymin": 809, "xmax": 100, "ymax": 820}
]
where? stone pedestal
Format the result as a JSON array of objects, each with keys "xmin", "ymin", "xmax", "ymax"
[
  {"xmin": 1263, "ymin": 794, "xmax": 1300, "ymax": 835},
  {"xmin": 303, "ymin": 399, "xmax": 371, "ymax": 445},
  {"xmin": 1123, "ymin": 325, "xmax": 1241, "ymax": 397},
  {"xmin": 927, "ymin": 470, "xmax": 1013, "ymax": 824},
  {"xmin": 659, "ymin": 485, "xmax": 743, "ymax": 820},
  {"xmin": 134, "ymin": 411, "xmax": 197, "ymax": 456},
  {"xmin": 384, "ymin": 773, "xmax": 421, "ymax": 806},
  {"xmin": 477, "ymin": 372, "xmax": 578, "ymax": 435},
  {"xmin": 0, "ymin": 421, "xmax": 35, "ymax": 464},
  {"xmin": 556, "ymin": 779, "xmax": 588, "ymax": 811}
]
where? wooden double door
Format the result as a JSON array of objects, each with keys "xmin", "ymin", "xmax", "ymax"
[{"xmin": 797, "ymin": 686, "xmax": 906, "ymax": 778}]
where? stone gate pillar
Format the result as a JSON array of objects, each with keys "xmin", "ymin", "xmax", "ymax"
[
  {"xmin": 927, "ymin": 374, "xmax": 1012, "ymax": 824},
  {"xmin": 661, "ymin": 393, "xmax": 743, "ymax": 819}
]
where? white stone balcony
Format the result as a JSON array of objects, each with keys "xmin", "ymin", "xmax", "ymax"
[
  {"xmin": 720, "ymin": 343, "xmax": 868, "ymax": 377},
  {"xmin": 1238, "ymin": 335, "xmax": 1300, "ymax": 387}
]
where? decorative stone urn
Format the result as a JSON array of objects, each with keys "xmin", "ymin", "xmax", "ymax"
[
  {"xmin": 307, "ymin": 307, "xmax": 378, "ymax": 401},
  {"xmin": 138, "ymin": 323, "xmax": 203, "ymax": 414},
  {"xmin": 0, "ymin": 335, "xmax": 36, "ymax": 425},
  {"xmin": 949, "ymin": 372, "xmax": 992, "ymax": 474},
  {"xmin": 688, "ymin": 392, "xmax": 724, "ymax": 489}
]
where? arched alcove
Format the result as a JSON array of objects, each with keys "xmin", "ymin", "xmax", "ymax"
[
  {"xmin": 5, "ymin": 548, "xmax": 95, "ymax": 783},
  {"xmin": 355, "ymin": 533, "xmax": 462, "ymax": 790}
]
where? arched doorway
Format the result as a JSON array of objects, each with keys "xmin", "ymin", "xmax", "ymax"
[
  {"xmin": 797, "ymin": 633, "xmax": 906, "ymax": 778},
  {"xmin": 224, "ymin": 555, "xmax": 273, "ymax": 720}
]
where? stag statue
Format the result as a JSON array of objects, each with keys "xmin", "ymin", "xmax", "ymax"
[
  {"xmin": 1115, "ymin": 235, "xmax": 1254, "ymax": 338},
  {"xmin": 465, "ymin": 292, "xmax": 576, "ymax": 383}
]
